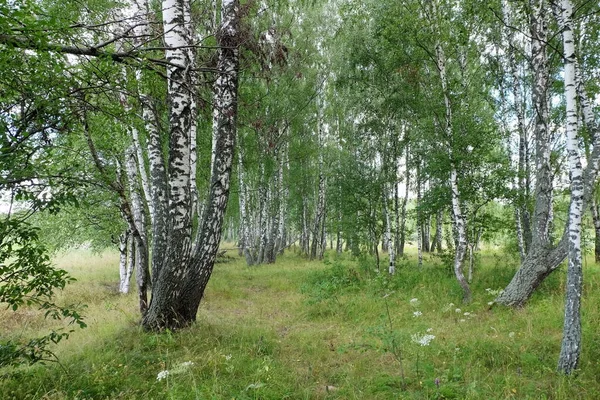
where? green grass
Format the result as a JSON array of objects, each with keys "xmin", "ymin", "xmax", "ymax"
[{"xmin": 1, "ymin": 246, "xmax": 600, "ymax": 399}]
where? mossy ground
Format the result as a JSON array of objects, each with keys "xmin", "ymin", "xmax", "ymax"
[{"xmin": 1, "ymin": 246, "xmax": 600, "ymax": 399}]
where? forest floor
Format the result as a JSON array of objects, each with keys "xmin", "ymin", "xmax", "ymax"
[{"xmin": 2, "ymin": 246, "xmax": 600, "ymax": 399}]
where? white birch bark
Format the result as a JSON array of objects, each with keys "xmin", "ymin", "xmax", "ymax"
[
  {"xmin": 384, "ymin": 184, "xmax": 396, "ymax": 274},
  {"xmin": 399, "ymin": 140, "xmax": 409, "ymax": 256},
  {"xmin": 416, "ymin": 159, "xmax": 423, "ymax": 268},
  {"xmin": 557, "ymin": 0, "xmax": 583, "ymax": 374},
  {"xmin": 125, "ymin": 144, "xmax": 150, "ymax": 313},
  {"xmin": 118, "ymin": 231, "xmax": 130, "ymax": 293},
  {"xmin": 277, "ymin": 139, "xmax": 289, "ymax": 255},
  {"xmin": 142, "ymin": 0, "xmax": 196, "ymax": 329},
  {"xmin": 237, "ymin": 140, "xmax": 254, "ymax": 265},
  {"xmin": 184, "ymin": 0, "xmax": 240, "ymax": 321},
  {"xmin": 311, "ymin": 101, "xmax": 327, "ymax": 261},
  {"xmin": 435, "ymin": 37, "xmax": 471, "ymax": 302}
]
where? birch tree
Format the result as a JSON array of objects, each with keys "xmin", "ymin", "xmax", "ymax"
[{"xmin": 557, "ymin": 0, "xmax": 583, "ymax": 375}]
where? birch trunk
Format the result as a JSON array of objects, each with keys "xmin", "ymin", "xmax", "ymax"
[
  {"xmin": 183, "ymin": 0, "xmax": 240, "ymax": 320},
  {"xmin": 124, "ymin": 234, "xmax": 135, "ymax": 294},
  {"xmin": 592, "ymin": 202, "xmax": 600, "ymax": 263},
  {"xmin": 416, "ymin": 159, "xmax": 423, "ymax": 267},
  {"xmin": 496, "ymin": 1, "xmax": 554, "ymax": 306},
  {"xmin": 125, "ymin": 144, "xmax": 150, "ymax": 314},
  {"xmin": 385, "ymin": 184, "xmax": 396, "ymax": 274},
  {"xmin": 311, "ymin": 113, "xmax": 327, "ymax": 260},
  {"xmin": 118, "ymin": 231, "xmax": 130, "ymax": 293},
  {"xmin": 557, "ymin": 0, "xmax": 583, "ymax": 374},
  {"xmin": 435, "ymin": 37, "xmax": 471, "ymax": 302},
  {"xmin": 277, "ymin": 140, "xmax": 289, "ymax": 255},
  {"xmin": 238, "ymin": 141, "xmax": 254, "ymax": 265},
  {"xmin": 399, "ymin": 141, "xmax": 409, "ymax": 256},
  {"xmin": 141, "ymin": 0, "xmax": 198, "ymax": 329},
  {"xmin": 503, "ymin": 0, "xmax": 532, "ymax": 258}
]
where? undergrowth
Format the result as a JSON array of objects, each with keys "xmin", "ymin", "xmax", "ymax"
[{"xmin": 1, "ymin": 247, "xmax": 599, "ymax": 399}]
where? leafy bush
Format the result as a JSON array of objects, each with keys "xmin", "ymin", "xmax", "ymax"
[
  {"xmin": 300, "ymin": 261, "xmax": 362, "ymax": 305},
  {"xmin": 0, "ymin": 219, "xmax": 86, "ymax": 366}
]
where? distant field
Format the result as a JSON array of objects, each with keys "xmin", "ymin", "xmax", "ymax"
[{"xmin": 1, "ymin": 246, "xmax": 600, "ymax": 399}]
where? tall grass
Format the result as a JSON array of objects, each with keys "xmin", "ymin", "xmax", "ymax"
[{"xmin": 1, "ymin": 246, "xmax": 599, "ymax": 399}]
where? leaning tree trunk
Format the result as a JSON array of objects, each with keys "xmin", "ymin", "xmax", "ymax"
[
  {"xmin": 182, "ymin": 0, "xmax": 240, "ymax": 320},
  {"xmin": 495, "ymin": 0, "xmax": 554, "ymax": 306},
  {"xmin": 492, "ymin": 0, "xmax": 600, "ymax": 307},
  {"xmin": 557, "ymin": 0, "xmax": 583, "ymax": 375}
]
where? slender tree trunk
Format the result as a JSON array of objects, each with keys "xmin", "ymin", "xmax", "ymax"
[
  {"xmin": 557, "ymin": 0, "xmax": 583, "ymax": 374},
  {"xmin": 125, "ymin": 144, "xmax": 150, "ymax": 314},
  {"xmin": 257, "ymin": 163, "xmax": 268, "ymax": 264},
  {"xmin": 118, "ymin": 231, "xmax": 130, "ymax": 294},
  {"xmin": 435, "ymin": 35, "xmax": 471, "ymax": 302},
  {"xmin": 385, "ymin": 184, "xmax": 396, "ymax": 274},
  {"xmin": 277, "ymin": 140, "xmax": 288, "ymax": 255},
  {"xmin": 238, "ymin": 141, "xmax": 254, "ymax": 265},
  {"xmin": 301, "ymin": 196, "xmax": 310, "ymax": 255},
  {"xmin": 423, "ymin": 214, "xmax": 431, "ymax": 253},
  {"xmin": 592, "ymin": 202, "xmax": 600, "ymax": 263},
  {"xmin": 399, "ymin": 141, "xmax": 409, "ymax": 256},
  {"xmin": 311, "ymin": 108, "xmax": 327, "ymax": 260},
  {"xmin": 503, "ymin": 0, "xmax": 532, "ymax": 257},
  {"xmin": 416, "ymin": 159, "xmax": 423, "ymax": 267}
]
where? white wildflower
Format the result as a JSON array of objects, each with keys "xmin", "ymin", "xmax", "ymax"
[
  {"xmin": 224, "ymin": 354, "xmax": 232, "ymax": 361},
  {"xmin": 411, "ymin": 333, "xmax": 435, "ymax": 346},
  {"xmin": 157, "ymin": 370, "xmax": 169, "ymax": 381},
  {"xmin": 180, "ymin": 361, "xmax": 194, "ymax": 367},
  {"xmin": 459, "ymin": 319, "xmax": 466, "ymax": 323},
  {"xmin": 410, "ymin": 298, "xmax": 419, "ymax": 306},
  {"xmin": 455, "ymin": 308, "xmax": 461, "ymax": 313},
  {"xmin": 509, "ymin": 332, "xmax": 515, "ymax": 338},
  {"xmin": 426, "ymin": 328, "xmax": 433, "ymax": 333},
  {"xmin": 413, "ymin": 311, "xmax": 423, "ymax": 317},
  {"xmin": 463, "ymin": 312, "xmax": 471, "ymax": 316},
  {"xmin": 487, "ymin": 301, "xmax": 494, "ymax": 306}
]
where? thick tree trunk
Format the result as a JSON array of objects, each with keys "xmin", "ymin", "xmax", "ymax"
[
  {"xmin": 557, "ymin": 0, "xmax": 583, "ymax": 375},
  {"xmin": 142, "ymin": 0, "xmax": 239, "ymax": 331}
]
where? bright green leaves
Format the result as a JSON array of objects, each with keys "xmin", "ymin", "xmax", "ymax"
[{"xmin": 0, "ymin": 219, "xmax": 86, "ymax": 367}]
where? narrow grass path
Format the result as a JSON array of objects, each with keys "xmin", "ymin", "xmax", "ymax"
[{"xmin": 2, "ymin": 247, "xmax": 600, "ymax": 399}]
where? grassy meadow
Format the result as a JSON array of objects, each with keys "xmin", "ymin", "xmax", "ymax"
[{"xmin": 2, "ymin": 246, "xmax": 600, "ymax": 399}]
